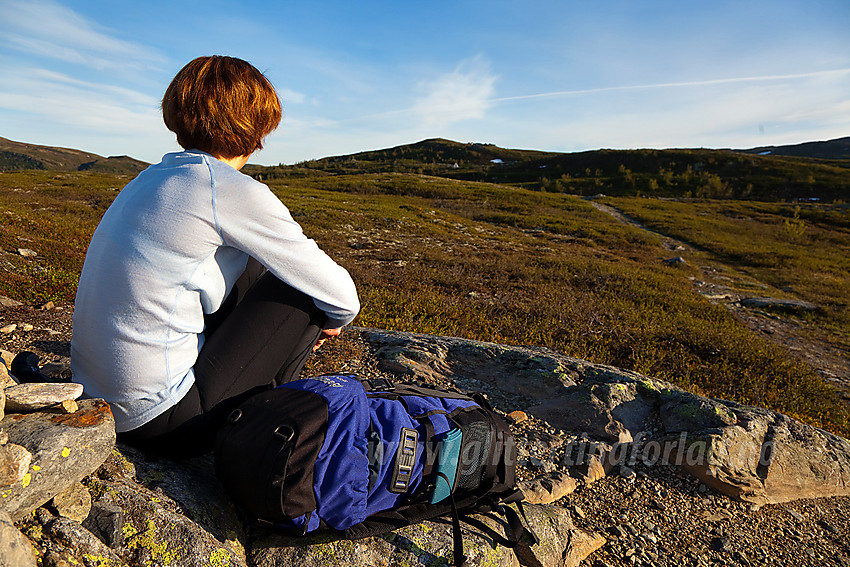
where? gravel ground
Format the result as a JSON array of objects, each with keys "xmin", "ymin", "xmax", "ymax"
[{"xmin": 2, "ymin": 300, "xmax": 849, "ymax": 567}]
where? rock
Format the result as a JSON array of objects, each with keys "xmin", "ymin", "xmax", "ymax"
[
  {"xmin": 528, "ymin": 378, "xmax": 656, "ymax": 443},
  {"xmin": 51, "ymin": 481, "xmax": 92, "ymax": 523},
  {"xmin": 0, "ymin": 363, "xmax": 15, "ymax": 389},
  {"xmin": 362, "ymin": 329, "xmax": 578, "ymax": 402},
  {"xmin": 40, "ymin": 301, "xmax": 55, "ymax": 310},
  {"xmin": 43, "ymin": 516, "xmax": 124, "ymax": 567},
  {"xmin": 20, "ymin": 323, "xmax": 34, "ymax": 332},
  {"xmin": 570, "ymin": 454, "xmax": 607, "ymax": 484},
  {"xmin": 0, "ymin": 296, "xmax": 23, "ymax": 307},
  {"xmin": 0, "ymin": 509, "xmax": 37, "ymax": 567},
  {"xmin": 0, "ymin": 443, "xmax": 32, "ymax": 486},
  {"xmin": 0, "ymin": 350, "xmax": 13, "ymax": 369},
  {"xmin": 508, "ymin": 410, "xmax": 529, "ymax": 425},
  {"xmin": 520, "ymin": 471, "xmax": 578, "ymax": 504},
  {"xmin": 0, "ymin": 324, "xmax": 16, "ymax": 334},
  {"xmin": 668, "ymin": 400, "xmax": 850, "ymax": 505},
  {"xmin": 0, "ymin": 429, "xmax": 7, "ymax": 445},
  {"xmin": 663, "ymin": 256, "xmax": 687, "ymax": 266},
  {"xmin": 0, "ymin": 385, "xmax": 4, "ymax": 421},
  {"xmin": 87, "ymin": 445, "xmax": 249, "ymax": 566},
  {"xmin": 82, "ymin": 502, "xmax": 125, "ymax": 548},
  {"xmin": 740, "ymin": 297, "xmax": 818, "ymax": 312},
  {"xmin": 0, "ymin": 398, "xmax": 115, "ymax": 520},
  {"xmin": 17, "ymin": 248, "xmax": 38, "ymax": 257},
  {"xmin": 619, "ymin": 466, "xmax": 637, "ymax": 480},
  {"xmin": 4, "ymin": 383, "xmax": 84, "ymax": 412},
  {"xmin": 251, "ymin": 503, "xmax": 605, "ymax": 567},
  {"xmin": 659, "ymin": 391, "xmax": 738, "ymax": 433}
]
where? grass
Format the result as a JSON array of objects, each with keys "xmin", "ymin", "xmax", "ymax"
[{"xmin": 0, "ymin": 169, "xmax": 847, "ymax": 435}]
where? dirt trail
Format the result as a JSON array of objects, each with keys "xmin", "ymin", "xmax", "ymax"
[{"xmin": 587, "ymin": 199, "xmax": 850, "ymax": 401}]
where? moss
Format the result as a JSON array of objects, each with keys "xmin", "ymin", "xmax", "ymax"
[
  {"xmin": 206, "ymin": 548, "xmax": 234, "ymax": 566},
  {"xmin": 123, "ymin": 519, "xmax": 180, "ymax": 566}
]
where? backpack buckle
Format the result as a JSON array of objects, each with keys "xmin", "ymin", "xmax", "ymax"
[
  {"xmin": 273, "ymin": 424, "xmax": 295, "ymax": 444},
  {"xmin": 389, "ymin": 427, "xmax": 418, "ymax": 493}
]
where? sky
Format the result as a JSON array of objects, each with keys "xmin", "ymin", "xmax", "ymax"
[{"xmin": 1, "ymin": 0, "xmax": 849, "ymax": 166}]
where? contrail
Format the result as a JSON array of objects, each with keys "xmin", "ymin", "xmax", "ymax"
[{"xmin": 490, "ymin": 68, "xmax": 850, "ymax": 103}]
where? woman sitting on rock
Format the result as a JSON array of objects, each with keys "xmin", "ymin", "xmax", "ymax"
[{"xmin": 71, "ymin": 55, "xmax": 359, "ymax": 457}]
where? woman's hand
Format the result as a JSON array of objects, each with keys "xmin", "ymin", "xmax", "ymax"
[{"xmin": 313, "ymin": 327, "xmax": 342, "ymax": 351}]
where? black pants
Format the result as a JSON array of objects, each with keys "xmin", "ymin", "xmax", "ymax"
[{"xmin": 119, "ymin": 258, "xmax": 325, "ymax": 457}]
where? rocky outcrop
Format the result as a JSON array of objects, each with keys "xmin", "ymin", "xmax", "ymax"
[
  {"xmin": 4, "ymin": 327, "xmax": 850, "ymax": 566},
  {"xmin": 362, "ymin": 328, "xmax": 850, "ymax": 506}
]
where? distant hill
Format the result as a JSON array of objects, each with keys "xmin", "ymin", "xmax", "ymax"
[
  {"xmin": 249, "ymin": 136, "xmax": 850, "ymax": 202},
  {"xmin": 0, "ymin": 137, "xmax": 148, "ymax": 174},
  {"xmin": 737, "ymin": 137, "xmax": 850, "ymax": 160}
]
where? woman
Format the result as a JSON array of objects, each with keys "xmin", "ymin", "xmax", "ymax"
[{"xmin": 71, "ymin": 55, "xmax": 359, "ymax": 457}]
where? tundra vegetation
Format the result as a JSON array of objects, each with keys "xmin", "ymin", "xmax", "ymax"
[{"xmin": 0, "ymin": 142, "xmax": 848, "ymax": 436}]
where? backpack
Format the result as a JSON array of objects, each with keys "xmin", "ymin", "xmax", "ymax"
[{"xmin": 214, "ymin": 374, "xmax": 540, "ymax": 566}]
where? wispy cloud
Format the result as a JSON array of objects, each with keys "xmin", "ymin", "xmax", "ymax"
[
  {"xmin": 492, "ymin": 68, "xmax": 850, "ymax": 103},
  {"xmin": 0, "ymin": 0, "xmax": 165, "ymax": 72},
  {"xmin": 0, "ymin": 66, "xmax": 163, "ymax": 134},
  {"xmin": 412, "ymin": 56, "xmax": 497, "ymax": 128}
]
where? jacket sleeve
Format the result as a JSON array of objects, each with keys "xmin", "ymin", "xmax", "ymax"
[{"xmin": 214, "ymin": 176, "xmax": 360, "ymax": 328}]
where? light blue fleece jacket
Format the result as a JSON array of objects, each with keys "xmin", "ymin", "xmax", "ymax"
[{"xmin": 71, "ymin": 150, "xmax": 360, "ymax": 432}]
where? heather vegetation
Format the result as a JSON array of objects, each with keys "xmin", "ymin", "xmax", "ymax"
[{"xmin": 0, "ymin": 167, "xmax": 847, "ymax": 435}]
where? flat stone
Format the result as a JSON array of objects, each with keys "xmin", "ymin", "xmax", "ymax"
[
  {"xmin": 17, "ymin": 248, "xmax": 37, "ymax": 258},
  {"xmin": 0, "ymin": 324, "xmax": 16, "ymax": 334},
  {"xmin": 0, "ymin": 398, "xmax": 115, "ymax": 520},
  {"xmin": 0, "ymin": 443, "xmax": 32, "ymax": 486},
  {"xmin": 740, "ymin": 297, "xmax": 818, "ymax": 312},
  {"xmin": 508, "ymin": 410, "xmax": 529, "ymax": 424},
  {"xmin": 51, "ymin": 481, "xmax": 92, "ymax": 523},
  {"xmin": 520, "ymin": 471, "xmax": 578, "ymax": 504},
  {"xmin": 0, "ymin": 510, "xmax": 36, "ymax": 566},
  {"xmin": 4, "ymin": 383, "xmax": 84, "ymax": 412},
  {"xmin": 0, "ymin": 296, "xmax": 23, "ymax": 307}
]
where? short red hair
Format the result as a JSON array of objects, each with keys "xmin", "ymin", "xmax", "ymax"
[{"xmin": 162, "ymin": 56, "xmax": 282, "ymax": 159}]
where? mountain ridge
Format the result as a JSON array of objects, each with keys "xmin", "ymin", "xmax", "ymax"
[{"xmin": 0, "ymin": 136, "xmax": 148, "ymax": 174}]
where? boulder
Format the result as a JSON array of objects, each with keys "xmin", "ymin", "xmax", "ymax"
[
  {"xmin": 0, "ymin": 510, "xmax": 36, "ymax": 567},
  {"xmin": 0, "ymin": 398, "xmax": 115, "ymax": 520},
  {"xmin": 668, "ymin": 401, "xmax": 850, "ymax": 505},
  {"xmin": 4, "ymin": 383, "xmax": 84, "ymax": 412},
  {"xmin": 251, "ymin": 503, "xmax": 604, "ymax": 567}
]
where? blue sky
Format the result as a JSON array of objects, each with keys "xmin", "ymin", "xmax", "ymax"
[{"xmin": 1, "ymin": 0, "xmax": 848, "ymax": 165}]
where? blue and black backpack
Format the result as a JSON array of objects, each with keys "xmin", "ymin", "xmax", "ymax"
[{"xmin": 214, "ymin": 374, "xmax": 538, "ymax": 566}]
